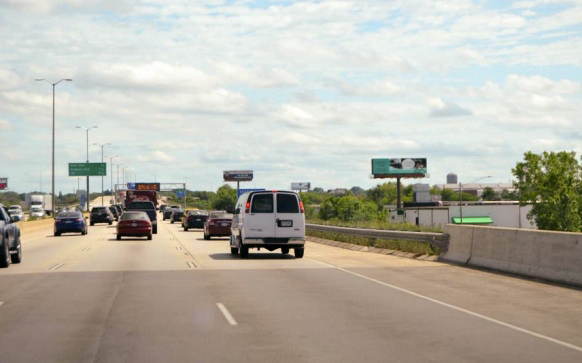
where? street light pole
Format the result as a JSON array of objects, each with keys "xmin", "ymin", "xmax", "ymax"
[
  {"xmin": 106, "ymin": 156, "xmax": 119, "ymax": 204},
  {"xmin": 76, "ymin": 126, "xmax": 98, "ymax": 211},
  {"xmin": 94, "ymin": 143, "xmax": 111, "ymax": 206},
  {"xmin": 459, "ymin": 176, "xmax": 492, "ymax": 223},
  {"xmin": 36, "ymin": 78, "xmax": 73, "ymax": 215}
]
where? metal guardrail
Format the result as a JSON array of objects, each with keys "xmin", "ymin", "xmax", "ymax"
[{"xmin": 306, "ymin": 224, "xmax": 450, "ymax": 251}]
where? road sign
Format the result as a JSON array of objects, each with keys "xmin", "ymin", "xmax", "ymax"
[
  {"xmin": 127, "ymin": 182, "xmax": 136, "ymax": 189},
  {"xmin": 0, "ymin": 177, "xmax": 7, "ymax": 190},
  {"xmin": 237, "ymin": 188, "xmax": 265, "ymax": 198},
  {"xmin": 69, "ymin": 163, "xmax": 107, "ymax": 176},
  {"xmin": 176, "ymin": 190, "xmax": 185, "ymax": 198},
  {"xmin": 135, "ymin": 183, "xmax": 160, "ymax": 191},
  {"xmin": 80, "ymin": 194, "xmax": 86, "ymax": 207},
  {"xmin": 223, "ymin": 170, "xmax": 253, "ymax": 182}
]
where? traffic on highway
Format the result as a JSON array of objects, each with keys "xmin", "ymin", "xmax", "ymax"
[
  {"xmin": 2, "ymin": 1, "xmax": 582, "ymax": 362},
  {"xmin": 1, "ymin": 190, "xmax": 582, "ymax": 362}
]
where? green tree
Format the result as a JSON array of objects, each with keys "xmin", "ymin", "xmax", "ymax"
[
  {"xmin": 367, "ymin": 182, "xmax": 398, "ymax": 207},
  {"xmin": 0, "ymin": 192, "xmax": 22, "ymax": 207},
  {"xmin": 482, "ymin": 187, "xmax": 499, "ymax": 201},
  {"xmin": 318, "ymin": 197, "xmax": 339, "ymax": 220},
  {"xmin": 211, "ymin": 185, "xmax": 237, "ymax": 212},
  {"xmin": 512, "ymin": 151, "xmax": 582, "ymax": 232}
]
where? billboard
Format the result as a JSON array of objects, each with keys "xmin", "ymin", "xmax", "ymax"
[
  {"xmin": 237, "ymin": 188, "xmax": 265, "ymax": 198},
  {"xmin": 223, "ymin": 170, "xmax": 253, "ymax": 182},
  {"xmin": 69, "ymin": 163, "xmax": 107, "ymax": 176},
  {"xmin": 372, "ymin": 158, "xmax": 427, "ymax": 177},
  {"xmin": 291, "ymin": 182, "xmax": 310, "ymax": 191},
  {"xmin": 0, "ymin": 178, "xmax": 7, "ymax": 190}
]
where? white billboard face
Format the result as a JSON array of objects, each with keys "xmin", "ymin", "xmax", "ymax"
[{"xmin": 291, "ymin": 182, "xmax": 310, "ymax": 191}]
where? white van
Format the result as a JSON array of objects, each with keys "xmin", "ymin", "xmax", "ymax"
[{"xmin": 230, "ymin": 190, "xmax": 305, "ymax": 258}]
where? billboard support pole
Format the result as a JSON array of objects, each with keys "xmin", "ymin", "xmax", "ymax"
[
  {"xmin": 237, "ymin": 181, "xmax": 240, "ymax": 197},
  {"xmin": 397, "ymin": 177, "xmax": 402, "ymax": 209}
]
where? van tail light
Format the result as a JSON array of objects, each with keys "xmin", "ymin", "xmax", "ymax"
[
  {"xmin": 245, "ymin": 202, "xmax": 251, "ymax": 213},
  {"xmin": 299, "ymin": 201, "xmax": 305, "ymax": 214}
]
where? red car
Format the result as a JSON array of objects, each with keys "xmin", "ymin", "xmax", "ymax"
[
  {"xmin": 117, "ymin": 211, "xmax": 152, "ymax": 240},
  {"xmin": 204, "ymin": 211, "xmax": 233, "ymax": 240}
]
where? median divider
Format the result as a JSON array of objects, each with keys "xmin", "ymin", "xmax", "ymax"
[{"xmin": 442, "ymin": 224, "xmax": 582, "ymax": 287}]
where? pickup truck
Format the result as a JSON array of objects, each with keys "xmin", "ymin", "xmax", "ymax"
[{"xmin": 125, "ymin": 201, "xmax": 158, "ymax": 234}]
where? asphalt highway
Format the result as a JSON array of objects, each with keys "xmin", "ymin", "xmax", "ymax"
[{"xmin": 1, "ymin": 217, "xmax": 582, "ymax": 363}]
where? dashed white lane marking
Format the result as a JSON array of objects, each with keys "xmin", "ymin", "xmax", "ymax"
[
  {"xmin": 48, "ymin": 263, "xmax": 65, "ymax": 271},
  {"xmin": 186, "ymin": 261, "xmax": 196, "ymax": 269},
  {"xmin": 217, "ymin": 303, "xmax": 238, "ymax": 326},
  {"xmin": 82, "ymin": 247, "xmax": 91, "ymax": 252},
  {"xmin": 310, "ymin": 258, "xmax": 582, "ymax": 354},
  {"xmin": 0, "ymin": 302, "xmax": 4, "ymax": 307}
]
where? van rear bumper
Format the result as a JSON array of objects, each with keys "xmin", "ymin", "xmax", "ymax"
[{"xmin": 242, "ymin": 237, "xmax": 305, "ymax": 247}]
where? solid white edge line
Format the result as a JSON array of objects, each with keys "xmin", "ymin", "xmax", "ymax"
[
  {"xmin": 309, "ymin": 258, "xmax": 582, "ymax": 354},
  {"xmin": 217, "ymin": 303, "xmax": 238, "ymax": 326}
]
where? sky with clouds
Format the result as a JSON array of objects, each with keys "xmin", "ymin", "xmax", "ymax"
[{"xmin": 1, "ymin": 0, "xmax": 581, "ymax": 194}]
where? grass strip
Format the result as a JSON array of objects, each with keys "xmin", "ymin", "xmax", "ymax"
[{"xmin": 306, "ymin": 229, "xmax": 441, "ymax": 256}]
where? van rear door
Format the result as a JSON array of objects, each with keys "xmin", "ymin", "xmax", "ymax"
[
  {"xmin": 246, "ymin": 193, "xmax": 276, "ymax": 238},
  {"xmin": 274, "ymin": 192, "xmax": 304, "ymax": 238}
]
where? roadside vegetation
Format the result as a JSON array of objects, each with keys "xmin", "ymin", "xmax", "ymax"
[
  {"xmin": 306, "ymin": 230, "xmax": 441, "ymax": 256},
  {"xmin": 512, "ymin": 150, "xmax": 582, "ymax": 232}
]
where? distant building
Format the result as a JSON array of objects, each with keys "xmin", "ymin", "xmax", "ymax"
[
  {"xmin": 446, "ymin": 172, "xmax": 458, "ymax": 184},
  {"xmin": 433, "ymin": 183, "xmax": 515, "ymax": 197}
]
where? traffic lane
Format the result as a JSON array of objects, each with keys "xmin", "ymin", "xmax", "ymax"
[
  {"xmin": 153, "ymin": 221, "xmax": 582, "ymax": 350},
  {"xmin": 216, "ymin": 267, "xmax": 582, "ymax": 363},
  {"xmin": 167, "ymin": 224, "xmax": 328, "ymax": 270},
  {"xmin": 0, "ymin": 271, "xmax": 276, "ymax": 363},
  {"xmin": 0, "ymin": 223, "xmax": 113, "ymax": 275},
  {"xmin": 0, "ymin": 269, "xmax": 580, "ymax": 362},
  {"xmin": 306, "ymin": 241, "xmax": 582, "ymax": 348},
  {"xmin": 62, "ymin": 221, "xmax": 196, "ymax": 272}
]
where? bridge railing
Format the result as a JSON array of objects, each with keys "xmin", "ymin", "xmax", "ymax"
[{"xmin": 306, "ymin": 224, "xmax": 450, "ymax": 251}]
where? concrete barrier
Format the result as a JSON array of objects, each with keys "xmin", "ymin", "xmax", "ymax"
[{"xmin": 441, "ymin": 224, "xmax": 582, "ymax": 287}]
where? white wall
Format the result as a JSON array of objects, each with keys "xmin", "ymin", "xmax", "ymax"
[{"xmin": 398, "ymin": 204, "xmax": 536, "ymax": 229}]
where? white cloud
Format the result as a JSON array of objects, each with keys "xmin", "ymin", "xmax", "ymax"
[
  {"xmin": 427, "ymin": 98, "xmax": 473, "ymax": 117},
  {"xmin": 0, "ymin": 118, "xmax": 12, "ymax": 130}
]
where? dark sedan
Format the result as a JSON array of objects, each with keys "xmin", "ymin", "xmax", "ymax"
[
  {"xmin": 184, "ymin": 210, "xmax": 208, "ymax": 231},
  {"xmin": 109, "ymin": 206, "xmax": 120, "ymax": 221},
  {"xmin": 163, "ymin": 208, "xmax": 174, "ymax": 221},
  {"xmin": 0, "ymin": 204, "xmax": 22, "ymax": 267},
  {"xmin": 117, "ymin": 211, "xmax": 152, "ymax": 240},
  {"xmin": 170, "ymin": 209, "xmax": 184, "ymax": 224},
  {"xmin": 204, "ymin": 211, "xmax": 232, "ymax": 240},
  {"xmin": 54, "ymin": 211, "xmax": 88, "ymax": 236},
  {"xmin": 90, "ymin": 206, "xmax": 114, "ymax": 225}
]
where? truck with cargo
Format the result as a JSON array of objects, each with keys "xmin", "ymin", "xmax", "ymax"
[
  {"xmin": 24, "ymin": 194, "xmax": 53, "ymax": 215},
  {"xmin": 125, "ymin": 190, "xmax": 158, "ymax": 208}
]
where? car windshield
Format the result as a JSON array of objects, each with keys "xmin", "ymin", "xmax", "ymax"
[
  {"xmin": 209, "ymin": 212, "xmax": 233, "ymax": 219},
  {"xmin": 190, "ymin": 210, "xmax": 207, "ymax": 215},
  {"xmin": 57, "ymin": 212, "xmax": 82, "ymax": 219},
  {"xmin": 121, "ymin": 212, "xmax": 149, "ymax": 220}
]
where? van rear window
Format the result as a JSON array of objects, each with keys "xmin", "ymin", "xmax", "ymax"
[
  {"xmin": 251, "ymin": 194, "xmax": 273, "ymax": 213},
  {"xmin": 276, "ymin": 193, "xmax": 299, "ymax": 213}
]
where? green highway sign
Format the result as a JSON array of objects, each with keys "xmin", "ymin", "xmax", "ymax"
[{"xmin": 69, "ymin": 162, "xmax": 107, "ymax": 176}]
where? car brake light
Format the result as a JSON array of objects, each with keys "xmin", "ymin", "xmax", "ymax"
[
  {"xmin": 245, "ymin": 202, "xmax": 251, "ymax": 213},
  {"xmin": 299, "ymin": 201, "xmax": 304, "ymax": 214}
]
